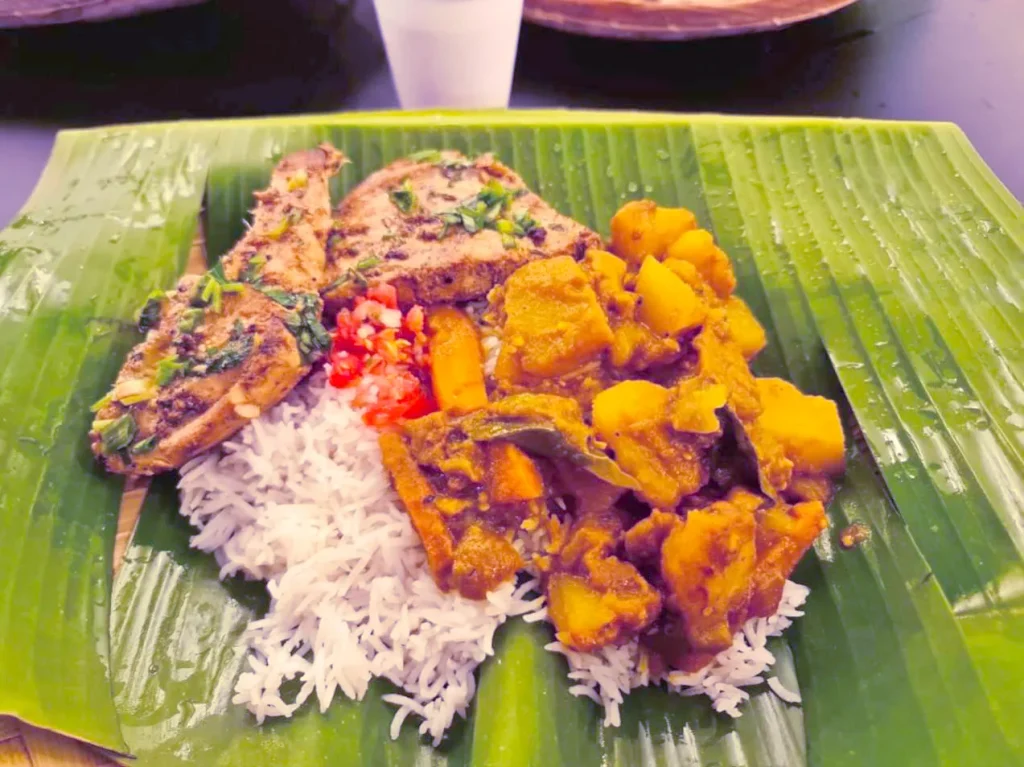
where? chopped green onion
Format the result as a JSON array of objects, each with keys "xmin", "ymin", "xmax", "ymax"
[
  {"xmin": 137, "ymin": 289, "xmax": 166, "ymax": 333},
  {"xmin": 282, "ymin": 295, "xmax": 330, "ymax": 364},
  {"xmin": 130, "ymin": 435, "xmax": 159, "ymax": 455},
  {"xmin": 241, "ymin": 254, "xmax": 266, "ymax": 283},
  {"xmin": 266, "ymin": 216, "xmax": 291, "ymax": 240},
  {"xmin": 119, "ymin": 384, "xmax": 157, "ymax": 405},
  {"xmin": 98, "ymin": 414, "xmax": 137, "ymax": 455},
  {"xmin": 155, "ymin": 355, "xmax": 190, "ymax": 386},
  {"xmin": 204, "ymin": 321, "xmax": 254, "ymax": 374},
  {"xmin": 90, "ymin": 392, "xmax": 114, "ymax": 413},
  {"xmin": 407, "ymin": 148, "xmax": 443, "ymax": 163},
  {"xmin": 388, "ymin": 179, "xmax": 418, "ymax": 214},
  {"xmin": 325, "ymin": 257, "xmax": 381, "ymax": 293},
  {"xmin": 258, "ymin": 287, "xmax": 301, "ymax": 308},
  {"xmin": 200, "ymin": 276, "xmax": 223, "ymax": 313},
  {"xmin": 177, "ymin": 308, "xmax": 205, "ymax": 333}
]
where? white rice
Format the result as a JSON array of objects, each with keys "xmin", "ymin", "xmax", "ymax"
[
  {"xmin": 177, "ymin": 370, "xmax": 809, "ymax": 743},
  {"xmin": 179, "ymin": 373, "xmax": 542, "ymax": 745},
  {"xmin": 548, "ymin": 580, "xmax": 809, "ymax": 726}
]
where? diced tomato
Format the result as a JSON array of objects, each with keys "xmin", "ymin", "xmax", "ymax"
[
  {"xmin": 405, "ymin": 305, "xmax": 425, "ymax": 335},
  {"xmin": 329, "ymin": 352, "xmax": 363, "ymax": 387},
  {"xmin": 333, "ymin": 308, "xmax": 361, "ymax": 349},
  {"xmin": 401, "ymin": 388, "xmax": 435, "ymax": 419},
  {"xmin": 327, "ymin": 296, "xmax": 435, "ymax": 426},
  {"xmin": 367, "ymin": 283, "xmax": 398, "ymax": 309}
]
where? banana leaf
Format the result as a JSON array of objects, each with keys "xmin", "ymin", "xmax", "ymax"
[
  {"xmin": 1, "ymin": 112, "xmax": 1020, "ymax": 766},
  {"xmin": 0, "ymin": 126, "xmax": 210, "ymax": 753}
]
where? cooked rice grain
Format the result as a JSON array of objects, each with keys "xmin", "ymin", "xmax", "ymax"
[{"xmin": 179, "ymin": 374, "xmax": 539, "ymax": 744}]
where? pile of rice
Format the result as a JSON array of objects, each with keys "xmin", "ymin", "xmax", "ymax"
[{"xmin": 178, "ymin": 371, "xmax": 807, "ymax": 743}]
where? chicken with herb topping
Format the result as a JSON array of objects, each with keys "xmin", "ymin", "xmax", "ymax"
[
  {"xmin": 90, "ymin": 144, "xmax": 345, "ymax": 475},
  {"xmin": 323, "ymin": 150, "xmax": 602, "ymax": 309}
]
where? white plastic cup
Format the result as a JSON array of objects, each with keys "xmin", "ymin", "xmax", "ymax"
[{"xmin": 372, "ymin": 0, "xmax": 525, "ymax": 109}]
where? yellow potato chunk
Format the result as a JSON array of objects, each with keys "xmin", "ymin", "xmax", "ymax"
[
  {"xmin": 547, "ymin": 517, "xmax": 662, "ymax": 652},
  {"xmin": 584, "ymin": 248, "xmax": 634, "ymax": 316},
  {"xmin": 663, "ymin": 257, "xmax": 702, "ymax": 288},
  {"xmin": 592, "ymin": 380, "xmax": 706, "ymax": 509},
  {"xmin": 755, "ymin": 378, "xmax": 846, "ymax": 476},
  {"xmin": 749, "ymin": 501, "xmax": 826, "ymax": 617},
  {"xmin": 660, "ymin": 501, "xmax": 756, "ymax": 652},
  {"xmin": 666, "ymin": 229, "xmax": 737, "ymax": 298},
  {"xmin": 498, "ymin": 256, "xmax": 613, "ymax": 380},
  {"xmin": 451, "ymin": 524, "xmax": 523, "ymax": 599},
  {"xmin": 585, "ymin": 248, "xmax": 628, "ymax": 286},
  {"xmin": 693, "ymin": 323, "xmax": 763, "ymax": 422},
  {"xmin": 724, "ymin": 296, "xmax": 767, "ymax": 360},
  {"xmin": 669, "ymin": 377, "xmax": 727, "ymax": 434},
  {"xmin": 547, "ymin": 573, "xmax": 622, "ymax": 650},
  {"xmin": 635, "ymin": 256, "xmax": 707, "ymax": 336},
  {"xmin": 610, "ymin": 200, "xmax": 697, "ymax": 265},
  {"xmin": 609, "ymin": 320, "xmax": 680, "ymax": 371}
]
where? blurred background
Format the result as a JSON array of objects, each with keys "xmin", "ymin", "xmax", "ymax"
[{"xmin": 0, "ymin": 0, "xmax": 1021, "ymax": 225}]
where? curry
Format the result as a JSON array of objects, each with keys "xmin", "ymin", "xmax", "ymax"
[{"xmin": 379, "ymin": 200, "xmax": 845, "ymax": 673}]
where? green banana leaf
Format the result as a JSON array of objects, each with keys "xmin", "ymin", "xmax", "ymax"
[
  {"xmin": 0, "ymin": 112, "xmax": 1020, "ymax": 766},
  {"xmin": 0, "ymin": 127, "xmax": 210, "ymax": 753}
]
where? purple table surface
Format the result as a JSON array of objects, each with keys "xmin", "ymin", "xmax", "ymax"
[{"xmin": 0, "ymin": 0, "xmax": 1021, "ymax": 227}]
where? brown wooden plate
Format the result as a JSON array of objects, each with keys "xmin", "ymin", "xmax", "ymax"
[
  {"xmin": 0, "ymin": 0, "xmax": 207, "ymax": 28},
  {"xmin": 523, "ymin": 0, "xmax": 860, "ymax": 40}
]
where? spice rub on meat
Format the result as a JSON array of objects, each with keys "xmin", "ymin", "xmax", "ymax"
[
  {"xmin": 90, "ymin": 144, "xmax": 345, "ymax": 475},
  {"xmin": 323, "ymin": 151, "xmax": 601, "ymax": 309}
]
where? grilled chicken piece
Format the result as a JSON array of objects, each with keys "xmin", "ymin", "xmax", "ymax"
[
  {"xmin": 90, "ymin": 144, "xmax": 345, "ymax": 475},
  {"xmin": 323, "ymin": 151, "xmax": 602, "ymax": 309},
  {"xmin": 221, "ymin": 144, "xmax": 345, "ymax": 292}
]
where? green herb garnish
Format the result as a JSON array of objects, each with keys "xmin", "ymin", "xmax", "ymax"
[
  {"xmin": 119, "ymin": 383, "xmax": 157, "ymax": 405},
  {"xmin": 407, "ymin": 149, "xmax": 443, "ymax": 163},
  {"xmin": 130, "ymin": 435, "xmax": 158, "ymax": 455},
  {"xmin": 407, "ymin": 148, "xmax": 473, "ymax": 174},
  {"xmin": 177, "ymin": 307, "xmax": 205, "ymax": 333},
  {"xmin": 388, "ymin": 179, "xmax": 417, "ymax": 214},
  {"xmin": 194, "ymin": 263, "xmax": 246, "ymax": 314},
  {"xmin": 266, "ymin": 208, "xmax": 304, "ymax": 240},
  {"xmin": 258, "ymin": 287, "xmax": 301, "ymax": 308},
  {"xmin": 155, "ymin": 354, "xmax": 191, "ymax": 386},
  {"xmin": 200, "ymin": 275, "xmax": 223, "ymax": 313},
  {"xmin": 137, "ymin": 289, "xmax": 166, "ymax": 333},
  {"xmin": 204, "ymin": 321, "xmax": 254, "ymax": 374},
  {"xmin": 90, "ymin": 391, "xmax": 114, "ymax": 413},
  {"xmin": 266, "ymin": 217, "xmax": 290, "ymax": 240},
  {"xmin": 98, "ymin": 414, "xmax": 137, "ymax": 455},
  {"xmin": 437, "ymin": 179, "xmax": 526, "ymax": 243},
  {"xmin": 241, "ymin": 254, "xmax": 266, "ymax": 283},
  {"xmin": 325, "ymin": 256, "xmax": 381, "ymax": 293},
  {"xmin": 283, "ymin": 294, "xmax": 331, "ymax": 364}
]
